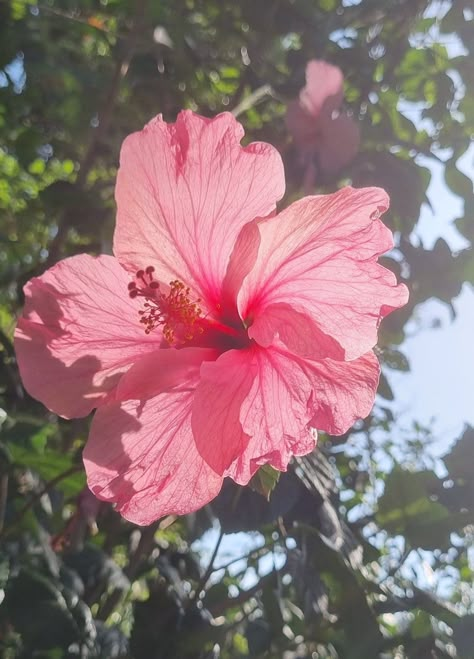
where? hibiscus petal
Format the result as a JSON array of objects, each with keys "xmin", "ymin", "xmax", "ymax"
[
  {"xmin": 116, "ymin": 346, "xmax": 219, "ymax": 401},
  {"xmin": 14, "ymin": 254, "xmax": 160, "ymax": 418},
  {"xmin": 84, "ymin": 385, "xmax": 223, "ymax": 525},
  {"xmin": 192, "ymin": 349, "xmax": 257, "ymax": 475},
  {"xmin": 114, "ymin": 111, "xmax": 285, "ymax": 308},
  {"xmin": 285, "ymin": 100, "xmax": 318, "ymax": 148},
  {"xmin": 304, "ymin": 350, "xmax": 380, "ymax": 433},
  {"xmin": 239, "ymin": 187, "xmax": 409, "ymax": 360},
  {"xmin": 220, "ymin": 220, "xmax": 261, "ymax": 322},
  {"xmin": 300, "ymin": 60, "xmax": 344, "ymax": 118},
  {"xmin": 192, "ymin": 345, "xmax": 316, "ymax": 482},
  {"xmin": 318, "ymin": 110, "xmax": 360, "ymax": 175},
  {"xmin": 248, "ymin": 302, "xmax": 344, "ymax": 360},
  {"xmin": 226, "ymin": 345, "xmax": 379, "ymax": 485}
]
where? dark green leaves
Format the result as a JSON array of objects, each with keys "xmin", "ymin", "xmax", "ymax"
[{"xmin": 249, "ymin": 464, "xmax": 281, "ymax": 500}]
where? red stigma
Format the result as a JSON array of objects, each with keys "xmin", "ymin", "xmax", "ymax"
[{"xmin": 128, "ymin": 267, "xmax": 203, "ymax": 345}]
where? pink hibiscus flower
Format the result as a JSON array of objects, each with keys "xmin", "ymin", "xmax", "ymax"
[
  {"xmin": 286, "ymin": 59, "xmax": 360, "ymax": 191},
  {"xmin": 15, "ymin": 111, "xmax": 407, "ymax": 525}
]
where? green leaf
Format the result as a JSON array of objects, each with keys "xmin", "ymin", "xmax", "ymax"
[
  {"xmin": 381, "ymin": 348, "xmax": 410, "ymax": 372},
  {"xmin": 411, "ymin": 610, "xmax": 432, "ymax": 640},
  {"xmin": 445, "ymin": 160, "xmax": 473, "ymax": 200},
  {"xmin": 9, "ymin": 444, "xmax": 84, "ymax": 497},
  {"xmin": 29, "ymin": 424, "xmax": 56, "ymax": 454},
  {"xmin": 376, "ymin": 468, "xmax": 453, "ymax": 549},
  {"xmin": 5, "ymin": 569, "xmax": 80, "ymax": 652},
  {"xmin": 28, "ymin": 158, "xmax": 46, "ymax": 175},
  {"xmin": 378, "ymin": 371, "xmax": 394, "ymax": 400},
  {"xmin": 443, "ymin": 426, "xmax": 474, "ymax": 483},
  {"xmin": 248, "ymin": 465, "xmax": 280, "ymax": 500},
  {"xmin": 319, "ymin": 0, "xmax": 337, "ymax": 10},
  {"xmin": 232, "ymin": 632, "xmax": 249, "ymax": 655}
]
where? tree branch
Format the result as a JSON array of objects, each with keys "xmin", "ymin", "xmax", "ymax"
[{"xmin": 192, "ymin": 528, "xmax": 224, "ymax": 600}]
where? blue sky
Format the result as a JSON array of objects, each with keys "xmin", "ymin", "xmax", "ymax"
[{"xmin": 388, "ymin": 144, "xmax": 474, "ymax": 453}]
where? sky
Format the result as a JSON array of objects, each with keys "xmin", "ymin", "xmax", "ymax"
[{"xmin": 388, "ymin": 145, "xmax": 474, "ymax": 454}]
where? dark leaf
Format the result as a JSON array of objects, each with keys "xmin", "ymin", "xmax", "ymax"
[{"xmin": 249, "ymin": 464, "xmax": 281, "ymax": 500}]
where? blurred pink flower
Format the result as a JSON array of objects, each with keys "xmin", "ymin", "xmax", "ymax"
[
  {"xmin": 286, "ymin": 59, "xmax": 360, "ymax": 190},
  {"xmin": 15, "ymin": 111, "xmax": 407, "ymax": 525}
]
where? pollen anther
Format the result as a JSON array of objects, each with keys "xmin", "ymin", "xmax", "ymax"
[{"xmin": 128, "ymin": 267, "xmax": 202, "ymax": 345}]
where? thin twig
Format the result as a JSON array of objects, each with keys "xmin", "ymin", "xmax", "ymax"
[
  {"xmin": 210, "ymin": 569, "xmax": 276, "ymax": 616},
  {"xmin": 192, "ymin": 528, "xmax": 224, "ymax": 600},
  {"xmin": 209, "ymin": 539, "xmax": 278, "ymax": 575},
  {"xmin": 36, "ymin": 3, "xmax": 113, "ymax": 33},
  {"xmin": 232, "ymin": 84, "xmax": 274, "ymax": 118}
]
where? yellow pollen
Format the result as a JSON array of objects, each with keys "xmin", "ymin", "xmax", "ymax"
[
  {"xmin": 129, "ymin": 271, "xmax": 202, "ymax": 345},
  {"xmin": 161, "ymin": 280, "xmax": 202, "ymax": 344}
]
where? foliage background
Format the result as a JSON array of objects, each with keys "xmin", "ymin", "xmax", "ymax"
[{"xmin": 0, "ymin": 0, "xmax": 473, "ymax": 657}]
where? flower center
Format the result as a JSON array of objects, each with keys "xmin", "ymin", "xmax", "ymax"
[{"xmin": 128, "ymin": 266, "xmax": 203, "ymax": 345}]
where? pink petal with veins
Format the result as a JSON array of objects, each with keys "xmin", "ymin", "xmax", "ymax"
[
  {"xmin": 14, "ymin": 110, "xmax": 408, "ymax": 526},
  {"xmin": 116, "ymin": 347, "xmax": 219, "ymax": 402},
  {"xmin": 227, "ymin": 345, "xmax": 379, "ymax": 484},
  {"xmin": 114, "ymin": 111, "xmax": 285, "ymax": 308},
  {"xmin": 15, "ymin": 254, "xmax": 160, "ymax": 418},
  {"xmin": 240, "ymin": 187, "xmax": 408, "ymax": 360},
  {"xmin": 84, "ymin": 382, "xmax": 223, "ymax": 525},
  {"xmin": 192, "ymin": 349, "xmax": 257, "ymax": 475}
]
